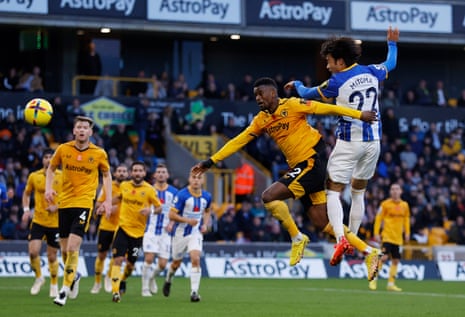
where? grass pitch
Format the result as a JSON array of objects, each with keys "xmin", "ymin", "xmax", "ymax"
[{"xmin": 1, "ymin": 277, "xmax": 463, "ymax": 317}]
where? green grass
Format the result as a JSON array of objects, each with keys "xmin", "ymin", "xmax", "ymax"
[{"xmin": 1, "ymin": 277, "xmax": 464, "ymax": 317}]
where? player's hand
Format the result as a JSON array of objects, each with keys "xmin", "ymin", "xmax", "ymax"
[
  {"xmin": 191, "ymin": 158, "xmax": 214, "ymax": 176},
  {"xmin": 140, "ymin": 207, "xmax": 151, "ymax": 217},
  {"xmin": 373, "ymin": 234, "xmax": 381, "ymax": 243},
  {"xmin": 187, "ymin": 218, "xmax": 199, "ymax": 226},
  {"xmin": 360, "ymin": 111, "xmax": 377, "ymax": 123},
  {"xmin": 98, "ymin": 201, "xmax": 112, "ymax": 219},
  {"xmin": 21, "ymin": 211, "xmax": 31, "ymax": 223},
  {"xmin": 45, "ymin": 190, "xmax": 57, "ymax": 204},
  {"xmin": 200, "ymin": 224, "xmax": 208, "ymax": 234},
  {"xmin": 387, "ymin": 26, "xmax": 399, "ymax": 42},
  {"xmin": 46, "ymin": 205, "xmax": 58, "ymax": 213},
  {"xmin": 284, "ymin": 81, "xmax": 296, "ymax": 90}
]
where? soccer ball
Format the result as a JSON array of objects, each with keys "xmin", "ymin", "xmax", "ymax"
[{"xmin": 24, "ymin": 98, "xmax": 53, "ymax": 126}]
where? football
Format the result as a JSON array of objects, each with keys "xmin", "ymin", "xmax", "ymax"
[{"xmin": 24, "ymin": 98, "xmax": 53, "ymax": 126}]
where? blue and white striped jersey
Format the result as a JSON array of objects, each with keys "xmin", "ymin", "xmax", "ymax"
[
  {"xmin": 145, "ymin": 184, "xmax": 178, "ymax": 236},
  {"xmin": 319, "ymin": 63, "xmax": 386, "ymax": 142},
  {"xmin": 172, "ymin": 187, "xmax": 212, "ymax": 237}
]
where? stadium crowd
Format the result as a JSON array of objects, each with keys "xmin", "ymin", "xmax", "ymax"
[{"xmin": 1, "ymin": 75, "xmax": 465, "ymax": 248}]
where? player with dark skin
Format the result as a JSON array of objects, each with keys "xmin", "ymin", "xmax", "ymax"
[{"xmin": 191, "ymin": 78, "xmax": 381, "ymax": 278}]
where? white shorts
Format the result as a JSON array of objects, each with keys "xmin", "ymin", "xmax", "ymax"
[
  {"xmin": 327, "ymin": 139, "xmax": 380, "ymax": 184},
  {"xmin": 171, "ymin": 232, "xmax": 203, "ymax": 261},
  {"xmin": 142, "ymin": 231, "xmax": 172, "ymax": 259}
]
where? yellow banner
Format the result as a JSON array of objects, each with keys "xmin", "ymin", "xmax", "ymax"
[{"xmin": 176, "ymin": 135, "xmax": 217, "ymax": 160}]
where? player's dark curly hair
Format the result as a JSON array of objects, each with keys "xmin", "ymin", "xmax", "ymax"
[
  {"xmin": 253, "ymin": 77, "xmax": 277, "ymax": 89},
  {"xmin": 320, "ymin": 36, "xmax": 361, "ymax": 66}
]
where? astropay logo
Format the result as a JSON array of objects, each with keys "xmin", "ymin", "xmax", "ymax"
[
  {"xmin": 366, "ymin": 4, "xmax": 438, "ymax": 28},
  {"xmin": 59, "ymin": 0, "xmax": 136, "ymax": 16},
  {"xmin": 259, "ymin": 0, "xmax": 333, "ymax": 25}
]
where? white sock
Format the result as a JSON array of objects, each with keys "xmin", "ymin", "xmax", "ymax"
[
  {"xmin": 166, "ymin": 266, "xmax": 176, "ymax": 283},
  {"xmin": 190, "ymin": 267, "xmax": 201, "ymax": 294},
  {"xmin": 141, "ymin": 263, "xmax": 152, "ymax": 290},
  {"xmin": 291, "ymin": 232, "xmax": 303, "ymax": 243},
  {"xmin": 152, "ymin": 264, "xmax": 163, "ymax": 278},
  {"xmin": 349, "ymin": 188, "xmax": 366, "ymax": 234},
  {"xmin": 326, "ymin": 190, "xmax": 345, "ymax": 242}
]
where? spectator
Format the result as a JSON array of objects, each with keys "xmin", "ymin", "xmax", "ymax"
[
  {"xmin": 77, "ymin": 40, "xmax": 102, "ymax": 95},
  {"xmin": 109, "ymin": 124, "xmax": 133, "ymax": 162},
  {"xmin": 224, "ymin": 82, "xmax": 239, "ymax": 101},
  {"xmin": 432, "ymin": 80, "xmax": 448, "ymax": 107},
  {"xmin": 217, "ymin": 206, "xmax": 237, "ymax": 242},
  {"xmin": 237, "ymin": 74, "xmax": 254, "ymax": 101},
  {"xmin": 146, "ymin": 73, "xmax": 166, "ymax": 99},
  {"xmin": 50, "ymin": 96, "xmax": 69, "ymax": 143},
  {"xmin": 457, "ymin": 89, "xmax": 465, "ymax": 107},
  {"xmin": 234, "ymin": 158, "xmax": 255, "ymax": 203},
  {"xmin": 234, "ymin": 199, "xmax": 254, "ymax": 241},
  {"xmin": 127, "ymin": 70, "xmax": 148, "ymax": 97},
  {"xmin": 146, "ymin": 111, "xmax": 165, "ymax": 158},
  {"xmin": 169, "ymin": 73, "xmax": 189, "ymax": 99},
  {"xmin": 399, "ymin": 144, "xmax": 418, "ymax": 170},
  {"xmin": 2, "ymin": 67, "xmax": 19, "ymax": 91},
  {"xmin": 94, "ymin": 73, "xmax": 114, "ymax": 96},
  {"xmin": 66, "ymin": 98, "xmax": 86, "ymax": 129},
  {"xmin": 381, "ymin": 107, "xmax": 400, "ymax": 143},
  {"xmin": 415, "ymin": 79, "xmax": 433, "ymax": 105},
  {"xmin": 30, "ymin": 66, "xmax": 44, "ymax": 93},
  {"xmin": 448, "ymin": 215, "xmax": 465, "ymax": 244},
  {"xmin": 134, "ymin": 97, "xmax": 150, "ymax": 157},
  {"xmin": 381, "ymin": 89, "xmax": 399, "ymax": 108},
  {"xmin": 403, "ymin": 89, "xmax": 416, "ymax": 105}
]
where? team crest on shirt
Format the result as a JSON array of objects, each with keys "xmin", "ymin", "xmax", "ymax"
[
  {"xmin": 280, "ymin": 110, "xmax": 288, "ymax": 117},
  {"xmin": 88, "ymin": 156, "xmax": 94, "ymax": 163}
]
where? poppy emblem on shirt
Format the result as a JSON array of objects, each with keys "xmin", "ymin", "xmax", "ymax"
[
  {"xmin": 193, "ymin": 206, "xmax": 200, "ymax": 212},
  {"xmin": 77, "ymin": 155, "xmax": 82, "ymax": 161}
]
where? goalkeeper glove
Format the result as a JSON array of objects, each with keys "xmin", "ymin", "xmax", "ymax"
[{"xmin": 200, "ymin": 158, "xmax": 214, "ymax": 169}]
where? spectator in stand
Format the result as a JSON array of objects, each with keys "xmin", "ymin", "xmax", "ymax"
[
  {"xmin": 217, "ymin": 206, "xmax": 237, "ymax": 242},
  {"xmin": 189, "ymin": 119, "xmax": 210, "ymax": 135},
  {"xmin": 128, "ymin": 70, "xmax": 148, "ymax": 97},
  {"xmin": 30, "ymin": 66, "xmax": 44, "ymax": 93},
  {"xmin": 457, "ymin": 89, "xmax": 465, "ymax": 107},
  {"xmin": 448, "ymin": 215, "xmax": 465, "ymax": 245},
  {"xmin": 403, "ymin": 89, "xmax": 416, "ymax": 105},
  {"xmin": 381, "ymin": 107, "xmax": 400, "ymax": 143},
  {"xmin": 234, "ymin": 157, "xmax": 255, "ymax": 203},
  {"xmin": 2, "ymin": 67, "xmax": 19, "ymax": 91},
  {"xmin": 169, "ymin": 73, "xmax": 189, "ymax": 99},
  {"xmin": 234, "ymin": 199, "xmax": 254, "ymax": 241},
  {"xmin": 415, "ymin": 79, "xmax": 433, "ymax": 105},
  {"xmin": 250, "ymin": 216, "xmax": 268, "ymax": 242},
  {"xmin": 77, "ymin": 40, "xmax": 102, "ymax": 95},
  {"xmin": 201, "ymin": 73, "xmax": 222, "ymax": 99},
  {"xmin": 146, "ymin": 111, "xmax": 165, "ymax": 158},
  {"xmin": 424, "ymin": 122, "xmax": 442, "ymax": 155},
  {"xmin": 50, "ymin": 96, "xmax": 69, "ymax": 143},
  {"xmin": 441, "ymin": 131, "xmax": 462, "ymax": 157},
  {"xmin": 237, "ymin": 74, "xmax": 254, "ymax": 101},
  {"xmin": 94, "ymin": 73, "xmax": 114, "ymax": 97},
  {"xmin": 381, "ymin": 89, "xmax": 399, "ymax": 108},
  {"xmin": 432, "ymin": 80, "xmax": 448, "ymax": 107},
  {"xmin": 66, "ymin": 98, "xmax": 86, "ymax": 129},
  {"xmin": 399, "ymin": 144, "xmax": 417, "ymax": 170},
  {"xmin": 224, "ymin": 82, "xmax": 239, "ymax": 101},
  {"xmin": 16, "ymin": 68, "xmax": 34, "ymax": 92},
  {"xmin": 146, "ymin": 73, "xmax": 166, "ymax": 99},
  {"xmin": 110, "ymin": 124, "xmax": 134, "ymax": 162},
  {"xmin": 134, "ymin": 97, "xmax": 150, "ymax": 157}
]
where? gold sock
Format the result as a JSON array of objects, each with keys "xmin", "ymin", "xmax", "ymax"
[
  {"xmin": 30, "ymin": 256, "xmax": 42, "ymax": 279},
  {"xmin": 388, "ymin": 263, "xmax": 397, "ymax": 284},
  {"xmin": 111, "ymin": 265, "xmax": 121, "ymax": 293},
  {"xmin": 264, "ymin": 200, "xmax": 299, "ymax": 238},
  {"xmin": 95, "ymin": 257, "xmax": 104, "ymax": 284},
  {"xmin": 343, "ymin": 225, "xmax": 368, "ymax": 252},
  {"xmin": 63, "ymin": 251, "xmax": 79, "ymax": 288},
  {"xmin": 49, "ymin": 260, "xmax": 59, "ymax": 285}
]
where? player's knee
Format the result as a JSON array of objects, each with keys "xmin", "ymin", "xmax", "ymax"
[
  {"xmin": 351, "ymin": 179, "xmax": 368, "ymax": 190},
  {"xmin": 326, "ymin": 179, "xmax": 345, "ymax": 192}
]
